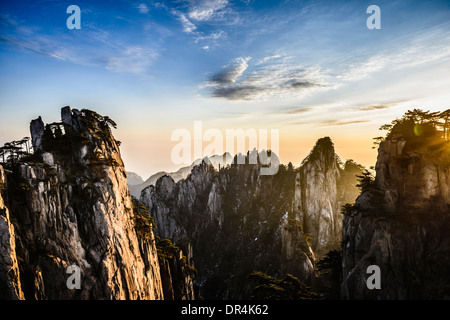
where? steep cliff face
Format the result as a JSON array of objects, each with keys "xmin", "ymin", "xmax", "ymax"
[
  {"xmin": 141, "ymin": 140, "xmax": 360, "ymax": 299},
  {"xmin": 375, "ymin": 136, "xmax": 450, "ymax": 212},
  {"xmin": 280, "ymin": 219, "xmax": 315, "ymax": 283},
  {"xmin": 342, "ymin": 133, "xmax": 450, "ymax": 299},
  {"xmin": 158, "ymin": 242, "xmax": 195, "ymax": 300},
  {"xmin": 0, "ymin": 107, "xmax": 165, "ymax": 299},
  {"xmin": 141, "ymin": 162, "xmax": 220, "ymax": 242},
  {"xmin": 0, "ymin": 165, "xmax": 24, "ymax": 299},
  {"xmin": 294, "ymin": 137, "xmax": 348, "ymax": 256}
]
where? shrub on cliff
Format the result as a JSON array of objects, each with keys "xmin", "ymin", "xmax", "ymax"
[
  {"xmin": 131, "ymin": 196, "xmax": 155, "ymax": 240},
  {"xmin": 248, "ymin": 272, "xmax": 319, "ymax": 300}
]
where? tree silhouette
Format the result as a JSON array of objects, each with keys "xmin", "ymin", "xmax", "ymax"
[
  {"xmin": 20, "ymin": 137, "xmax": 30, "ymax": 154},
  {"xmin": 102, "ymin": 116, "xmax": 117, "ymax": 129},
  {"xmin": 378, "ymin": 108, "xmax": 449, "ymax": 141},
  {"xmin": 403, "ymin": 109, "xmax": 439, "ymax": 124},
  {"xmin": 248, "ymin": 272, "xmax": 319, "ymax": 300},
  {"xmin": 372, "ymin": 136, "xmax": 384, "ymax": 149},
  {"xmin": 356, "ymin": 169, "xmax": 375, "ymax": 193},
  {"xmin": 287, "ymin": 162, "xmax": 294, "ymax": 172},
  {"xmin": 0, "ymin": 146, "xmax": 5, "ymax": 163},
  {"xmin": 439, "ymin": 109, "xmax": 450, "ymax": 140},
  {"xmin": 1, "ymin": 137, "xmax": 32, "ymax": 166},
  {"xmin": 316, "ymin": 250, "xmax": 342, "ymax": 299}
]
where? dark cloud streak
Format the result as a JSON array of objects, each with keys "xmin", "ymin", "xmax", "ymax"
[
  {"xmin": 211, "ymin": 85, "xmax": 261, "ymax": 100},
  {"xmin": 283, "ymin": 107, "xmax": 312, "ymax": 114},
  {"xmin": 318, "ymin": 119, "xmax": 370, "ymax": 126},
  {"xmin": 357, "ymin": 105, "xmax": 391, "ymax": 111}
]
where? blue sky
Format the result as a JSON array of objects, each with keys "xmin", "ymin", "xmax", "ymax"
[{"xmin": 1, "ymin": 0, "xmax": 449, "ymax": 177}]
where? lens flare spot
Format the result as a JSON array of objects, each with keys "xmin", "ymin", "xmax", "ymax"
[{"xmin": 414, "ymin": 124, "xmax": 423, "ymax": 136}]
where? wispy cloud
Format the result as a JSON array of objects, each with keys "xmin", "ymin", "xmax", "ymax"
[
  {"xmin": 256, "ymin": 54, "xmax": 284, "ymax": 65},
  {"xmin": 283, "ymin": 107, "xmax": 313, "ymax": 114},
  {"xmin": 137, "ymin": 3, "xmax": 150, "ymax": 14},
  {"xmin": 337, "ymin": 56, "xmax": 388, "ymax": 82},
  {"xmin": 203, "ymin": 21, "xmax": 450, "ymax": 102},
  {"xmin": 356, "ymin": 105, "xmax": 391, "ymax": 111},
  {"xmin": 164, "ymin": 0, "xmax": 234, "ymax": 49},
  {"xmin": 204, "ymin": 55, "xmax": 329, "ymax": 100},
  {"xmin": 187, "ymin": 0, "xmax": 229, "ymax": 22},
  {"xmin": 194, "ymin": 30, "xmax": 227, "ymax": 49},
  {"xmin": 105, "ymin": 46, "xmax": 158, "ymax": 74},
  {"xmin": 318, "ymin": 119, "xmax": 370, "ymax": 126},
  {"xmin": 292, "ymin": 117, "xmax": 371, "ymax": 127},
  {"xmin": 195, "ymin": 30, "xmax": 226, "ymax": 43},
  {"xmin": 207, "ymin": 57, "xmax": 251, "ymax": 85},
  {"xmin": 171, "ymin": 9, "xmax": 197, "ymax": 33},
  {"xmin": 0, "ymin": 34, "xmax": 67, "ymax": 61},
  {"xmin": 0, "ymin": 14, "xmax": 159, "ymax": 76},
  {"xmin": 338, "ymin": 24, "xmax": 450, "ymax": 82}
]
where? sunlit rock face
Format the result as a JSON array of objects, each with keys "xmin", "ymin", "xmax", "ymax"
[
  {"xmin": 0, "ymin": 165, "xmax": 24, "ymax": 300},
  {"xmin": 0, "ymin": 107, "xmax": 164, "ymax": 300},
  {"xmin": 375, "ymin": 137, "xmax": 450, "ymax": 212},
  {"xmin": 342, "ymin": 132, "xmax": 450, "ymax": 299},
  {"xmin": 294, "ymin": 137, "xmax": 344, "ymax": 257}
]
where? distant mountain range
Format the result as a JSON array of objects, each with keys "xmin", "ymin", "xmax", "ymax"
[{"xmin": 127, "ymin": 153, "xmax": 235, "ymax": 198}]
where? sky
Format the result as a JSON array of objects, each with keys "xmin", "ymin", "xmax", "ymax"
[{"xmin": 0, "ymin": 0, "xmax": 449, "ymax": 179}]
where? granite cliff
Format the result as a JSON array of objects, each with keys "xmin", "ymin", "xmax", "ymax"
[
  {"xmin": 341, "ymin": 111, "xmax": 450, "ymax": 299},
  {"xmin": 0, "ymin": 107, "xmax": 193, "ymax": 300},
  {"xmin": 293, "ymin": 137, "xmax": 360, "ymax": 256}
]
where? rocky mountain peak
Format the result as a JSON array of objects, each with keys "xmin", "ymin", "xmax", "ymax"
[
  {"xmin": 1, "ymin": 107, "xmax": 166, "ymax": 300},
  {"xmin": 342, "ymin": 110, "xmax": 450, "ymax": 299},
  {"xmin": 155, "ymin": 174, "xmax": 177, "ymax": 201},
  {"xmin": 301, "ymin": 137, "xmax": 336, "ymax": 167},
  {"xmin": 126, "ymin": 171, "xmax": 144, "ymax": 186},
  {"xmin": 294, "ymin": 137, "xmax": 344, "ymax": 256}
]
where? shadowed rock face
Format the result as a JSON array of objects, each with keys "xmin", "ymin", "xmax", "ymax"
[
  {"xmin": 30, "ymin": 116, "xmax": 44, "ymax": 152},
  {"xmin": 341, "ymin": 134, "xmax": 450, "ymax": 299},
  {"xmin": 142, "ymin": 159, "xmax": 297, "ymax": 299},
  {"xmin": 141, "ymin": 138, "xmax": 360, "ymax": 299},
  {"xmin": 1, "ymin": 107, "xmax": 165, "ymax": 300}
]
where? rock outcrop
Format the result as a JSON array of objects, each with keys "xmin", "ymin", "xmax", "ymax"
[
  {"xmin": 1, "ymin": 107, "xmax": 166, "ymax": 299},
  {"xmin": 294, "ymin": 137, "xmax": 347, "ymax": 256},
  {"xmin": 158, "ymin": 243, "xmax": 195, "ymax": 300},
  {"xmin": 341, "ymin": 132, "xmax": 450, "ymax": 299},
  {"xmin": 30, "ymin": 117, "xmax": 44, "ymax": 152}
]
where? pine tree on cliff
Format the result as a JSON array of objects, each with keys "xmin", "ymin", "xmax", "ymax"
[
  {"xmin": 379, "ymin": 108, "xmax": 449, "ymax": 143},
  {"xmin": 439, "ymin": 109, "xmax": 450, "ymax": 140},
  {"xmin": 355, "ymin": 170, "xmax": 375, "ymax": 193}
]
